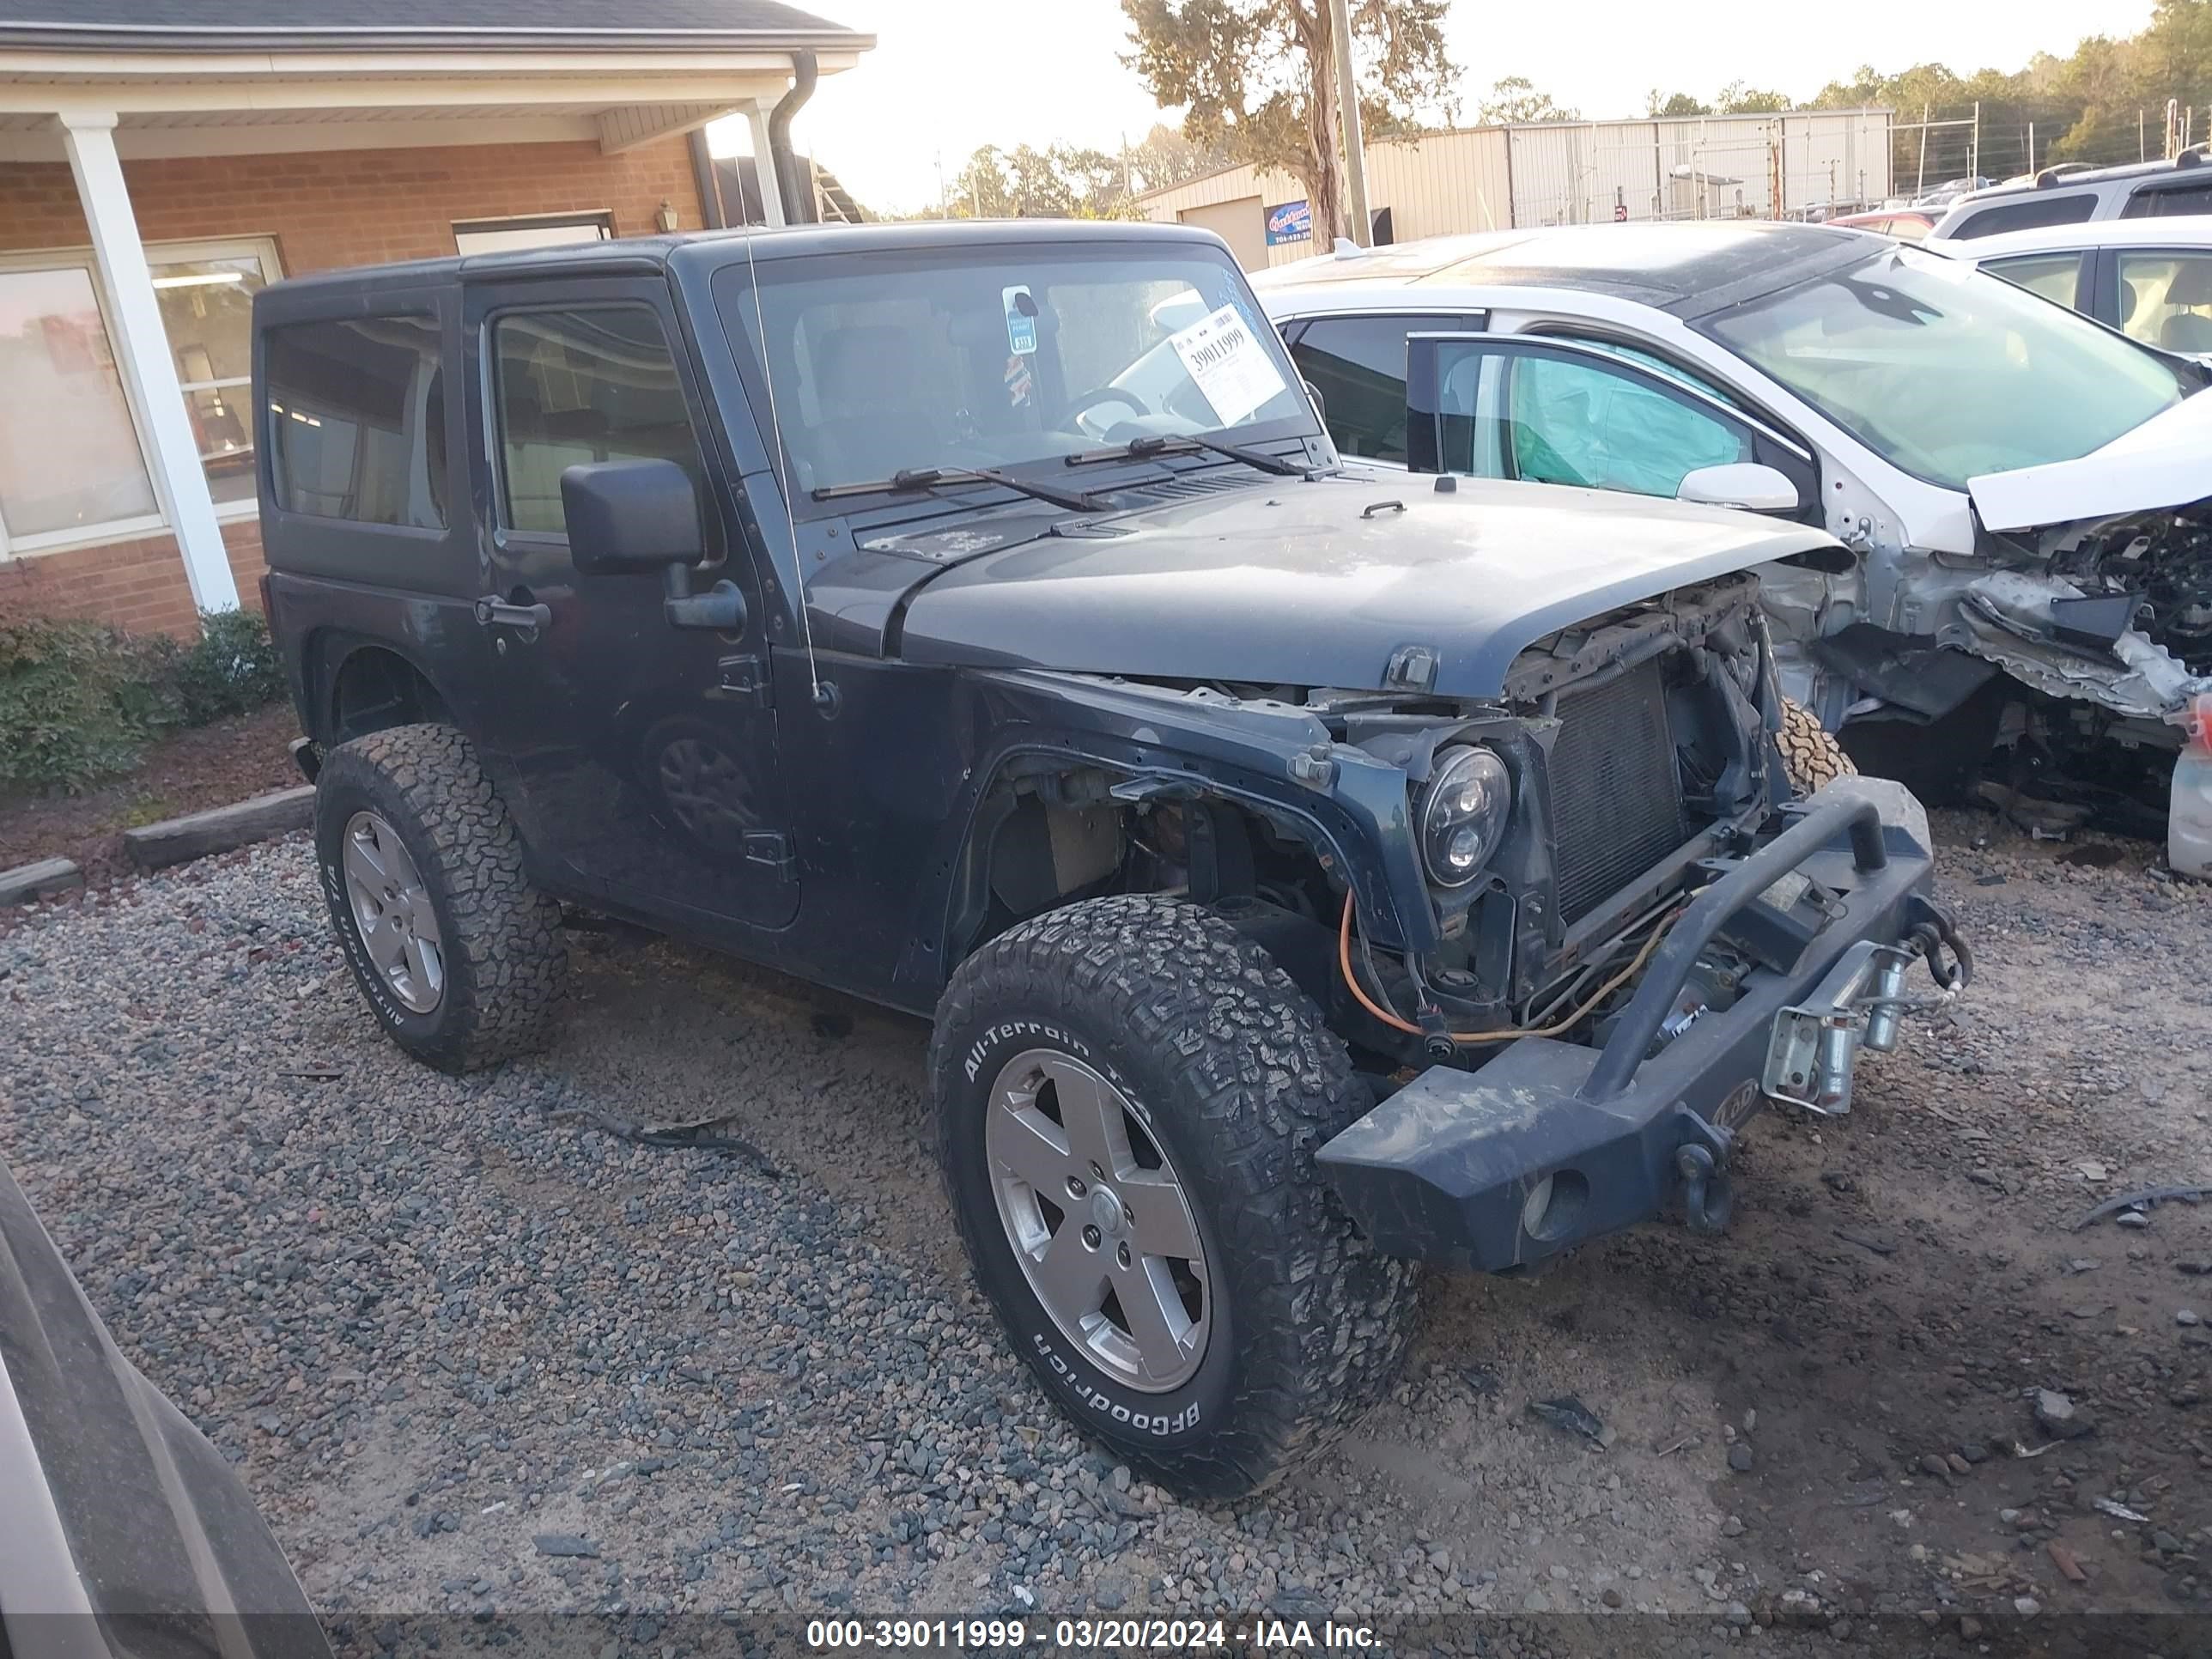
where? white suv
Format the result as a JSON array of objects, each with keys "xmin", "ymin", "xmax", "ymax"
[
  {"xmin": 1929, "ymin": 149, "xmax": 2212, "ymax": 240},
  {"xmin": 1252, "ymin": 222, "xmax": 2212, "ymax": 871}
]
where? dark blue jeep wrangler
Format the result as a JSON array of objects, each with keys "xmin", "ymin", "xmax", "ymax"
[{"xmin": 254, "ymin": 220, "xmax": 1966, "ymax": 1497}]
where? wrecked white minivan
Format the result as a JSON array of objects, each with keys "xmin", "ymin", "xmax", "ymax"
[{"xmin": 1255, "ymin": 226, "xmax": 2212, "ymax": 871}]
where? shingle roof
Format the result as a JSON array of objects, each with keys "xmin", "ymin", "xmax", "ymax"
[{"xmin": 0, "ymin": 0, "xmax": 869, "ymax": 51}]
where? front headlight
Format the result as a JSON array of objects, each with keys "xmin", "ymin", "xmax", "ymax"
[{"xmin": 1419, "ymin": 745, "xmax": 1512, "ymax": 888}]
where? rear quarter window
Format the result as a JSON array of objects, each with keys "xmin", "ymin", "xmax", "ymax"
[
  {"xmin": 2121, "ymin": 178, "xmax": 2212, "ymax": 219},
  {"xmin": 1945, "ymin": 193, "xmax": 2099, "ymax": 240},
  {"xmin": 264, "ymin": 316, "xmax": 446, "ymax": 528}
]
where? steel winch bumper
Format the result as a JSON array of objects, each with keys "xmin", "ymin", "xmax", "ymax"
[{"xmin": 1316, "ymin": 782, "xmax": 1969, "ymax": 1273}]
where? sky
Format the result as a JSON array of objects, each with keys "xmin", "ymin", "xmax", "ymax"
[{"xmin": 719, "ymin": 0, "xmax": 2160, "ymax": 216}]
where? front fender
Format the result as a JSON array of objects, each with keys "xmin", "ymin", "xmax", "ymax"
[{"xmin": 927, "ymin": 669, "xmax": 1433, "ymax": 960}]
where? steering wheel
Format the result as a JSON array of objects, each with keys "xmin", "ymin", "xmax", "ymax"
[{"xmin": 1055, "ymin": 386, "xmax": 1152, "ymax": 434}]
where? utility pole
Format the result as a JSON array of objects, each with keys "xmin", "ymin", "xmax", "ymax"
[
  {"xmin": 1327, "ymin": 0, "xmax": 1372, "ymax": 246},
  {"xmin": 1916, "ymin": 104, "xmax": 1928, "ymax": 199}
]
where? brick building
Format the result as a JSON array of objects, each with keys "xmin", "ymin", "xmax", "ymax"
[{"xmin": 0, "ymin": 1, "xmax": 870, "ymax": 635}]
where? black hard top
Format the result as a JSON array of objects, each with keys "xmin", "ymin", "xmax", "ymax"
[
  {"xmin": 0, "ymin": 0, "xmax": 866, "ymax": 50},
  {"xmin": 1251, "ymin": 221, "xmax": 1879, "ymax": 317},
  {"xmin": 258, "ymin": 219, "xmax": 1230, "ymax": 307}
]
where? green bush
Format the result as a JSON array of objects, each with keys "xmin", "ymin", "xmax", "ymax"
[
  {"xmin": 164, "ymin": 606, "xmax": 286, "ymax": 726},
  {"xmin": 0, "ymin": 606, "xmax": 284, "ymax": 797},
  {"xmin": 0, "ymin": 613, "xmax": 170, "ymax": 796}
]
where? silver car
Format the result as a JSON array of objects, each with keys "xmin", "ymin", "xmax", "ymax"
[{"xmin": 0, "ymin": 1158, "xmax": 330, "ymax": 1657}]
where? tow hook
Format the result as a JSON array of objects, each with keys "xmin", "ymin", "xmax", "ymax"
[
  {"xmin": 1909, "ymin": 909, "xmax": 1973, "ymax": 994},
  {"xmin": 1676, "ymin": 1142, "xmax": 1734, "ymax": 1235},
  {"xmin": 1762, "ymin": 906, "xmax": 1967, "ymax": 1117}
]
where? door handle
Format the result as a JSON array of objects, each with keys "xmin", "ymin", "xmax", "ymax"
[{"xmin": 476, "ymin": 594, "xmax": 551, "ymax": 631}]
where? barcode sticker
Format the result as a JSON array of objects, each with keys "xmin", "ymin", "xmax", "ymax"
[{"xmin": 1167, "ymin": 303, "xmax": 1287, "ymax": 426}]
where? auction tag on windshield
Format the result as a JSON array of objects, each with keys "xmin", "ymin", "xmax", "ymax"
[
  {"xmin": 1169, "ymin": 303, "xmax": 1286, "ymax": 425},
  {"xmin": 1002, "ymin": 285, "xmax": 1038, "ymax": 356}
]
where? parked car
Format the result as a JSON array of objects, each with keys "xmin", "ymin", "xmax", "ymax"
[
  {"xmin": 1926, "ymin": 217, "xmax": 2212, "ymax": 356},
  {"xmin": 0, "ymin": 1158, "xmax": 331, "ymax": 1657},
  {"xmin": 1826, "ymin": 208, "xmax": 1936, "ymax": 240},
  {"xmin": 256, "ymin": 219, "xmax": 1968, "ymax": 1496},
  {"xmin": 1929, "ymin": 148, "xmax": 2212, "ymax": 240},
  {"xmin": 1254, "ymin": 222, "xmax": 2212, "ymax": 866}
]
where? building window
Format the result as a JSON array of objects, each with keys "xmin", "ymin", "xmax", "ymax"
[
  {"xmin": 0, "ymin": 264, "xmax": 159, "ymax": 544},
  {"xmin": 0, "ymin": 235, "xmax": 279, "ymax": 558},
  {"xmin": 264, "ymin": 316, "xmax": 447, "ymax": 529},
  {"xmin": 152, "ymin": 241, "xmax": 279, "ymax": 507},
  {"xmin": 453, "ymin": 213, "xmax": 616, "ymax": 256}
]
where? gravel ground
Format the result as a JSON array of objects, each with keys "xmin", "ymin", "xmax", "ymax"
[{"xmin": 3, "ymin": 813, "xmax": 2209, "ymax": 1658}]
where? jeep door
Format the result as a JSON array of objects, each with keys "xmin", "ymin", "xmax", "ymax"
[{"xmin": 462, "ymin": 273, "xmax": 799, "ymax": 931}]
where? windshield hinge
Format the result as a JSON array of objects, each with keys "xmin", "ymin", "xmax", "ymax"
[
  {"xmin": 717, "ymin": 654, "xmax": 774, "ymax": 707},
  {"xmin": 743, "ymin": 830, "xmax": 796, "ymax": 872},
  {"xmin": 1384, "ymin": 644, "xmax": 1439, "ymax": 692}
]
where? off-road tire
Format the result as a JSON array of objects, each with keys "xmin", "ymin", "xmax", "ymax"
[
  {"xmin": 1777, "ymin": 698, "xmax": 1856, "ymax": 798},
  {"xmin": 930, "ymin": 893, "xmax": 1420, "ymax": 1499},
  {"xmin": 314, "ymin": 723, "xmax": 566, "ymax": 1073}
]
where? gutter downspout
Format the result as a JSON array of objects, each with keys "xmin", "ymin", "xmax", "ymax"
[
  {"xmin": 688, "ymin": 129, "xmax": 726, "ymax": 228},
  {"xmin": 767, "ymin": 50, "xmax": 819, "ymax": 225}
]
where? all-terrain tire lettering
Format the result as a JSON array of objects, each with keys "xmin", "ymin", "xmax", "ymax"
[{"xmin": 931, "ymin": 894, "xmax": 1422, "ymax": 1498}]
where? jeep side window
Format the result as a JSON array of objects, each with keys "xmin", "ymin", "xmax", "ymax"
[
  {"xmin": 1288, "ymin": 313, "xmax": 1479, "ymax": 465},
  {"xmin": 264, "ymin": 315, "xmax": 446, "ymax": 529},
  {"xmin": 490, "ymin": 307, "xmax": 708, "ymax": 539}
]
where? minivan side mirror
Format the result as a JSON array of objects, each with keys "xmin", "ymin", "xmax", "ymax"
[
  {"xmin": 1676, "ymin": 462, "xmax": 1800, "ymax": 514},
  {"xmin": 560, "ymin": 459, "xmax": 703, "ymax": 574}
]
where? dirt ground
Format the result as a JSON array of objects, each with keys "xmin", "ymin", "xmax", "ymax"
[
  {"xmin": 5, "ymin": 805, "xmax": 2208, "ymax": 1658},
  {"xmin": 0, "ymin": 702, "xmax": 299, "ymax": 883}
]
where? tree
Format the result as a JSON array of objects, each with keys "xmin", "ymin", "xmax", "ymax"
[
  {"xmin": 1121, "ymin": 0, "xmax": 1455, "ymax": 243},
  {"xmin": 1477, "ymin": 76, "xmax": 1578, "ymax": 125},
  {"xmin": 1128, "ymin": 123, "xmax": 1234, "ymax": 193},
  {"xmin": 1715, "ymin": 82, "xmax": 1790, "ymax": 113},
  {"xmin": 1646, "ymin": 90, "xmax": 1711, "ymax": 117}
]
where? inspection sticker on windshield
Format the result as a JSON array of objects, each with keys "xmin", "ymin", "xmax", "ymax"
[
  {"xmin": 1002, "ymin": 285, "xmax": 1038, "ymax": 356},
  {"xmin": 1169, "ymin": 303, "xmax": 1285, "ymax": 425}
]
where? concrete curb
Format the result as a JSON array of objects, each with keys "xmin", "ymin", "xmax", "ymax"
[
  {"xmin": 122, "ymin": 784, "xmax": 316, "ymax": 872},
  {"xmin": 0, "ymin": 857, "xmax": 85, "ymax": 907}
]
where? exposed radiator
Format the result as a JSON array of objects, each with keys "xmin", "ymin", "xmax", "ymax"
[{"xmin": 1547, "ymin": 658, "xmax": 1692, "ymax": 924}]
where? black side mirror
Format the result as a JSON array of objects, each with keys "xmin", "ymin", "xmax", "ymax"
[
  {"xmin": 560, "ymin": 459, "xmax": 703, "ymax": 574},
  {"xmin": 560, "ymin": 458, "xmax": 744, "ymax": 631}
]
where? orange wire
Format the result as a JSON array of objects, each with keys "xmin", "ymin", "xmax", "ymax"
[{"xmin": 1337, "ymin": 891, "xmax": 1678, "ymax": 1047}]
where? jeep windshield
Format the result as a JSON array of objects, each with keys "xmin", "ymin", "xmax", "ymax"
[
  {"xmin": 1701, "ymin": 243, "xmax": 2197, "ymax": 490},
  {"xmin": 715, "ymin": 242, "xmax": 1312, "ymax": 505}
]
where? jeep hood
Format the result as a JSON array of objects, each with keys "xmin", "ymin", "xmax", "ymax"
[
  {"xmin": 895, "ymin": 477, "xmax": 1837, "ymax": 699},
  {"xmin": 1969, "ymin": 387, "xmax": 2212, "ymax": 533}
]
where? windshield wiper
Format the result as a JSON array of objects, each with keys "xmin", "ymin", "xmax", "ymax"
[
  {"xmin": 1060, "ymin": 432, "xmax": 1310, "ymax": 477},
  {"xmin": 811, "ymin": 465, "xmax": 1102, "ymax": 513}
]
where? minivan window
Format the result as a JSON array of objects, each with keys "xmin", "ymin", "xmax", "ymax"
[
  {"xmin": 1946, "ymin": 193, "xmax": 2099, "ymax": 240},
  {"xmin": 1705, "ymin": 245, "xmax": 2190, "ymax": 489},
  {"xmin": 490, "ymin": 307, "xmax": 707, "ymax": 538},
  {"xmin": 264, "ymin": 316, "xmax": 446, "ymax": 528}
]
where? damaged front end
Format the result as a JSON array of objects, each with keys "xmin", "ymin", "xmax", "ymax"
[{"xmin": 1820, "ymin": 500, "xmax": 2212, "ymax": 871}]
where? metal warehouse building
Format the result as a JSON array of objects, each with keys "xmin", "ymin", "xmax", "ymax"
[{"xmin": 1139, "ymin": 109, "xmax": 1895, "ymax": 269}]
